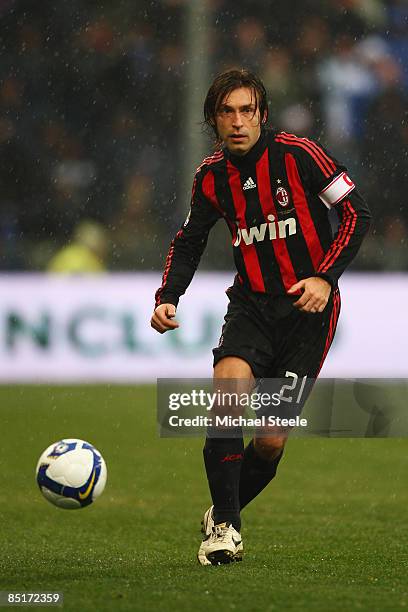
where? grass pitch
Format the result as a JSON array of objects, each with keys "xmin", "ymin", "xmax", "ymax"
[{"xmin": 0, "ymin": 385, "xmax": 407, "ymax": 611}]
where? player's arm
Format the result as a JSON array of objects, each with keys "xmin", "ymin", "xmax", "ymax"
[
  {"xmin": 314, "ymin": 187, "xmax": 371, "ymax": 287},
  {"xmin": 288, "ymin": 140, "xmax": 371, "ymax": 312},
  {"xmin": 151, "ymin": 168, "xmax": 222, "ymax": 333}
]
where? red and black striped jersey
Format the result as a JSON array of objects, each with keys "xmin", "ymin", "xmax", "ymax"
[{"xmin": 155, "ymin": 129, "xmax": 371, "ymax": 308}]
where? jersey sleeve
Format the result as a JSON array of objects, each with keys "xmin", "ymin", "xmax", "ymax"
[
  {"xmin": 293, "ymin": 138, "xmax": 355, "ymax": 205},
  {"xmin": 294, "ymin": 139, "xmax": 372, "ymax": 286},
  {"xmin": 155, "ymin": 168, "xmax": 222, "ymax": 308},
  {"xmin": 315, "ymin": 188, "xmax": 371, "ymax": 287}
]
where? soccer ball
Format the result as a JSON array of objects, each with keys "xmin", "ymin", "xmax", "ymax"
[{"xmin": 36, "ymin": 438, "xmax": 107, "ymax": 509}]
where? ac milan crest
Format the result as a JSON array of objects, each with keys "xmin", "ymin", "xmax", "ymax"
[{"xmin": 276, "ymin": 186, "xmax": 290, "ymax": 207}]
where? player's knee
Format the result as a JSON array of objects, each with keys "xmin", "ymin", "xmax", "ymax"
[{"xmin": 254, "ymin": 435, "xmax": 287, "ymax": 460}]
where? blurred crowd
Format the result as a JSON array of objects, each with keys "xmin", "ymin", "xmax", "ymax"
[{"xmin": 0, "ymin": 0, "xmax": 406, "ymax": 272}]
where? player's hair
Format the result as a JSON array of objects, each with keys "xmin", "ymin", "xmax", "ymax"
[{"xmin": 203, "ymin": 68, "xmax": 268, "ymax": 147}]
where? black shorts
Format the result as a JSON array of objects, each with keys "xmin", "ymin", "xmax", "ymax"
[{"xmin": 213, "ymin": 282, "xmax": 341, "ymax": 381}]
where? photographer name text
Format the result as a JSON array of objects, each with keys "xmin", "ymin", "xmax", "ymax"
[{"xmin": 167, "ymin": 415, "xmax": 308, "ymax": 428}]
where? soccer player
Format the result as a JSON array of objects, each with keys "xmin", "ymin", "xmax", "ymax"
[{"xmin": 151, "ymin": 69, "xmax": 371, "ymax": 565}]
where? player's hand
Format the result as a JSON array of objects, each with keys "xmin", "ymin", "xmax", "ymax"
[
  {"xmin": 287, "ymin": 277, "xmax": 331, "ymax": 313},
  {"xmin": 150, "ymin": 303, "xmax": 180, "ymax": 333}
]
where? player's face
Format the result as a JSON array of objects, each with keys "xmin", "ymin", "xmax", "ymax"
[{"xmin": 215, "ymin": 87, "xmax": 264, "ymax": 156}]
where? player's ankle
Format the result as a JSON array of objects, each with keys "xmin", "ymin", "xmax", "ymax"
[{"xmin": 213, "ymin": 511, "xmax": 241, "ymax": 532}]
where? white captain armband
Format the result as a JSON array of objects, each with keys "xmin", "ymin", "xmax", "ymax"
[{"xmin": 318, "ymin": 172, "xmax": 355, "ymax": 208}]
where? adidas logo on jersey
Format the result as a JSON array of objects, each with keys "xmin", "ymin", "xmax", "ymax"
[{"xmin": 243, "ymin": 177, "xmax": 256, "ymax": 190}]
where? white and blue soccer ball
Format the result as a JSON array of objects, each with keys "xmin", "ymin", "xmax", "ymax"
[{"xmin": 36, "ymin": 438, "xmax": 107, "ymax": 509}]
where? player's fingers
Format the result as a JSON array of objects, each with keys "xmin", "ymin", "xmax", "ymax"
[
  {"xmin": 295, "ymin": 288, "xmax": 327, "ymax": 309},
  {"xmin": 293, "ymin": 291, "xmax": 311, "ymax": 308},
  {"xmin": 304, "ymin": 302, "xmax": 317, "ymax": 313},
  {"xmin": 151, "ymin": 312, "xmax": 174, "ymax": 333},
  {"xmin": 287, "ymin": 280, "xmax": 305, "ymax": 294},
  {"xmin": 299, "ymin": 297, "xmax": 320, "ymax": 312},
  {"xmin": 166, "ymin": 319, "xmax": 180, "ymax": 329},
  {"xmin": 152, "ymin": 312, "xmax": 180, "ymax": 332},
  {"xmin": 311, "ymin": 296, "xmax": 326, "ymax": 311},
  {"xmin": 166, "ymin": 304, "xmax": 177, "ymax": 319},
  {"xmin": 316, "ymin": 296, "xmax": 330, "ymax": 312},
  {"xmin": 155, "ymin": 309, "xmax": 179, "ymax": 328},
  {"xmin": 309, "ymin": 295, "xmax": 330, "ymax": 313},
  {"xmin": 150, "ymin": 315, "xmax": 167, "ymax": 334},
  {"xmin": 158, "ymin": 316, "xmax": 179, "ymax": 329}
]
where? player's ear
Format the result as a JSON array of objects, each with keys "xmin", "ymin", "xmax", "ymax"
[{"xmin": 261, "ymin": 110, "xmax": 268, "ymax": 125}]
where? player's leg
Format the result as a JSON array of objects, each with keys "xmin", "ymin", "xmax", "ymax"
[
  {"xmin": 199, "ymin": 356, "xmax": 253, "ymax": 565},
  {"xmin": 198, "ymin": 283, "xmax": 276, "ymax": 565},
  {"xmin": 239, "ymin": 289, "xmax": 341, "ymax": 510},
  {"xmin": 204, "ymin": 356, "xmax": 254, "ymax": 530},
  {"xmin": 239, "ymin": 429, "xmax": 287, "ymax": 511}
]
